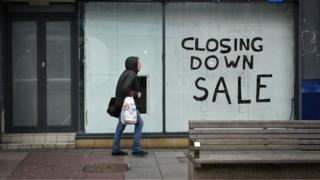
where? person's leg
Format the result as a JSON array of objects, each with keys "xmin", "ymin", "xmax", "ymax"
[
  {"xmin": 112, "ymin": 119, "xmax": 126, "ymax": 154},
  {"xmin": 132, "ymin": 112, "xmax": 144, "ymax": 153}
]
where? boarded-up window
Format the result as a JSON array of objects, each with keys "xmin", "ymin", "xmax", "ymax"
[
  {"xmin": 84, "ymin": 3, "xmax": 162, "ymax": 133},
  {"xmin": 165, "ymin": 2, "xmax": 295, "ymax": 132},
  {"xmin": 84, "ymin": 2, "xmax": 295, "ymax": 133}
]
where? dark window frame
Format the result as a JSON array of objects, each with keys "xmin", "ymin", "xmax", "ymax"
[
  {"xmin": 78, "ymin": 1, "xmax": 299, "ymax": 136},
  {"xmin": 4, "ymin": 3, "xmax": 79, "ymax": 133},
  {"xmin": 137, "ymin": 76, "xmax": 148, "ymax": 114}
]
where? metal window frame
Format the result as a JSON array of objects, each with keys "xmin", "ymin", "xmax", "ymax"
[
  {"xmin": 78, "ymin": 2, "xmax": 85, "ymax": 133},
  {"xmin": 0, "ymin": 2, "xmax": 4, "ymax": 134},
  {"xmin": 4, "ymin": 3, "xmax": 79, "ymax": 133},
  {"xmin": 78, "ymin": 0, "xmax": 214, "ymax": 1}
]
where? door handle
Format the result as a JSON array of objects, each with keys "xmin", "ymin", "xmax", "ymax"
[{"xmin": 42, "ymin": 61, "xmax": 46, "ymax": 68}]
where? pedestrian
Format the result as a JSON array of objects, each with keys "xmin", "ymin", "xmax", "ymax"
[{"xmin": 111, "ymin": 56, "xmax": 148, "ymax": 156}]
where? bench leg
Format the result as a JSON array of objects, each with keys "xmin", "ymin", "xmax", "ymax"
[{"xmin": 194, "ymin": 150, "xmax": 199, "ymax": 159}]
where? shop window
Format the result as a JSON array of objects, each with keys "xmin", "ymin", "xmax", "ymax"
[
  {"xmin": 165, "ymin": 2, "xmax": 295, "ymax": 132},
  {"xmin": 85, "ymin": 2, "xmax": 162, "ymax": 133},
  {"xmin": 136, "ymin": 76, "xmax": 147, "ymax": 114}
]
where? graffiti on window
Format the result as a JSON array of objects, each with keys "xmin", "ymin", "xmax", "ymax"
[{"xmin": 181, "ymin": 37, "xmax": 273, "ymax": 104}]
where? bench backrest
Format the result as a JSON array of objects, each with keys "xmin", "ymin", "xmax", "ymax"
[{"xmin": 189, "ymin": 120, "xmax": 320, "ymax": 151}]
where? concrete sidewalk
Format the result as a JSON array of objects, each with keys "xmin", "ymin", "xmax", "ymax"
[{"xmin": 0, "ymin": 149, "xmax": 188, "ymax": 180}]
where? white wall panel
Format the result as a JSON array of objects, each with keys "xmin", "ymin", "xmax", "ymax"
[
  {"xmin": 85, "ymin": 2, "xmax": 162, "ymax": 133},
  {"xmin": 165, "ymin": 2, "xmax": 295, "ymax": 132}
]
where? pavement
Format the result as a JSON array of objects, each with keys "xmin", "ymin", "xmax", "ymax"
[{"xmin": 0, "ymin": 149, "xmax": 188, "ymax": 180}]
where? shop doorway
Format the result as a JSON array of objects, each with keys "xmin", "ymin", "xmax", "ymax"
[{"xmin": 6, "ymin": 11, "xmax": 77, "ymax": 133}]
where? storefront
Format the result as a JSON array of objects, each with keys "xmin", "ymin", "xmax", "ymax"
[
  {"xmin": 1, "ymin": 2, "xmax": 79, "ymax": 149},
  {"xmin": 4, "ymin": 3, "xmax": 79, "ymax": 133},
  {"xmin": 84, "ymin": 1, "xmax": 296, "ymax": 135},
  {"xmin": 2, "ymin": 0, "xmax": 320, "ymax": 149}
]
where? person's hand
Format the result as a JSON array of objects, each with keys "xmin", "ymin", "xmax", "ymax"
[{"xmin": 138, "ymin": 92, "xmax": 142, "ymax": 98}]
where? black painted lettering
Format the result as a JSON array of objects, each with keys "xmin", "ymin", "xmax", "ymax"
[
  {"xmin": 195, "ymin": 38, "xmax": 205, "ymax": 51},
  {"xmin": 190, "ymin": 56, "xmax": 202, "ymax": 70},
  {"xmin": 181, "ymin": 37, "xmax": 194, "ymax": 50},
  {"xmin": 239, "ymin": 38, "xmax": 250, "ymax": 51},
  {"xmin": 242, "ymin": 55, "xmax": 254, "ymax": 70},
  {"xmin": 205, "ymin": 55, "xmax": 219, "ymax": 70},
  {"xmin": 238, "ymin": 76, "xmax": 251, "ymax": 104},
  {"xmin": 256, "ymin": 74, "xmax": 272, "ymax": 102},
  {"xmin": 224, "ymin": 56, "xmax": 240, "ymax": 69},
  {"xmin": 193, "ymin": 77, "xmax": 209, "ymax": 101},
  {"xmin": 212, "ymin": 77, "xmax": 231, "ymax": 104},
  {"xmin": 252, "ymin": 37, "xmax": 263, "ymax": 52},
  {"xmin": 206, "ymin": 38, "xmax": 219, "ymax": 52},
  {"xmin": 220, "ymin": 38, "xmax": 231, "ymax": 54}
]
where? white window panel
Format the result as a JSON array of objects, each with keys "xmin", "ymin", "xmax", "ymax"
[
  {"xmin": 85, "ymin": 2, "xmax": 162, "ymax": 133},
  {"xmin": 165, "ymin": 2, "xmax": 295, "ymax": 132}
]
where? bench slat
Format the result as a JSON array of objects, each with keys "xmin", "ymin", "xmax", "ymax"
[
  {"xmin": 188, "ymin": 120, "xmax": 320, "ymax": 167},
  {"xmin": 194, "ymin": 152, "xmax": 320, "ymax": 164},
  {"xmin": 190, "ymin": 144, "xmax": 320, "ymax": 150},
  {"xmin": 190, "ymin": 129, "xmax": 320, "ymax": 134},
  {"xmin": 190, "ymin": 134, "xmax": 320, "ymax": 139},
  {"xmin": 189, "ymin": 120, "xmax": 320, "ymax": 129},
  {"xmin": 190, "ymin": 139, "xmax": 320, "ymax": 145}
]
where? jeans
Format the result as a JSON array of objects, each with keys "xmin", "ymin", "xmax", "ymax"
[{"xmin": 112, "ymin": 111, "xmax": 144, "ymax": 153}]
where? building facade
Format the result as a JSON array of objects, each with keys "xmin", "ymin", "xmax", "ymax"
[{"xmin": 0, "ymin": 0, "xmax": 319, "ymax": 149}]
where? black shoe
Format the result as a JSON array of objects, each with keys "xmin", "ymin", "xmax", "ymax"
[
  {"xmin": 112, "ymin": 151, "xmax": 128, "ymax": 156},
  {"xmin": 132, "ymin": 150, "xmax": 148, "ymax": 156}
]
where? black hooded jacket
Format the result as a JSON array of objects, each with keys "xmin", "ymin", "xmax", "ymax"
[{"xmin": 114, "ymin": 56, "xmax": 140, "ymax": 112}]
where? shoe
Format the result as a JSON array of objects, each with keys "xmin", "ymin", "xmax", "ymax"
[
  {"xmin": 132, "ymin": 150, "xmax": 148, "ymax": 156},
  {"xmin": 112, "ymin": 150, "xmax": 128, "ymax": 156}
]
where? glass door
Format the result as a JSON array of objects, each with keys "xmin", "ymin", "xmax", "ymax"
[
  {"xmin": 45, "ymin": 21, "xmax": 72, "ymax": 130},
  {"xmin": 7, "ymin": 17, "xmax": 75, "ymax": 133},
  {"xmin": 11, "ymin": 21, "xmax": 38, "ymax": 129}
]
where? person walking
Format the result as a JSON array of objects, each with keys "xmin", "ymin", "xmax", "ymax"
[{"xmin": 112, "ymin": 56, "xmax": 148, "ymax": 156}]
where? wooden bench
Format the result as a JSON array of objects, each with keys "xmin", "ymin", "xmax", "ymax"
[{"xmin": 188, "ymin": 120, "xmax": 320, "ymax": 179}]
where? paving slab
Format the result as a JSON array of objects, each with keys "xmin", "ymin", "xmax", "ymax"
[
  {"xmin": 125, "ymin": 167, "xmax": 163, "ymax": 179},
  {"xmin": 0, "ymin": 152, "xmax": 28, "ymax": 179},
  {"xmin": 154, "ymin": 151, "xmax": 186, "ymax": 158},
  {"xmin": 125, "ymin": 154, "xmax": 158, "ymax": 168},
  {"xmin": 124, "ymin": 152, "xmax": 163, "ymax": 179},
  {"xmin": 0, "ymin": 152, "xmax": 28, "ymax": 161},
  {"xmin": 159, "ymin": 163, "xmax": 188, "ymax": 180},
  {"xmin": 0, "ymin": 167, "xmax": 15, "ymax": 179},
  {"xmin": 0, "ymin": 149, "xmax": 189, "ymax": 180},
  {"xmin": 154, "ymin": 150, "xmax": 188, "ymax": 180},
  {"xmin": 7, "ymin": 151, "xmax": 125, "ymax": 179}
]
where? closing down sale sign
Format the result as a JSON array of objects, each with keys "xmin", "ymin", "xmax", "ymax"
[{"xmin": 165, "ymin": 3, "xmax": 295, "ymax": 132}]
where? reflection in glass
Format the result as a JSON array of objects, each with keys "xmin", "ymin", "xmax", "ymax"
[{"xmin": 46, "ymin": 21, "xmax": 72, "ymax": 126}]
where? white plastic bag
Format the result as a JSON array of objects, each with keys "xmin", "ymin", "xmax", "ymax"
[{"xmin": 120, "ymin": 97, "xmax": 137, "ymax": 125}]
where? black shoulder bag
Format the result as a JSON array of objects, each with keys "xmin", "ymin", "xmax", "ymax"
[{"xmin": 106, "ymin": 97, "xmax": 121, "ymax": 118}]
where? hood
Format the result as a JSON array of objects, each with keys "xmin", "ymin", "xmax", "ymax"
[{"xmin": 125, "ymin": 56, "xmax": 139, "ymax": 73}]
